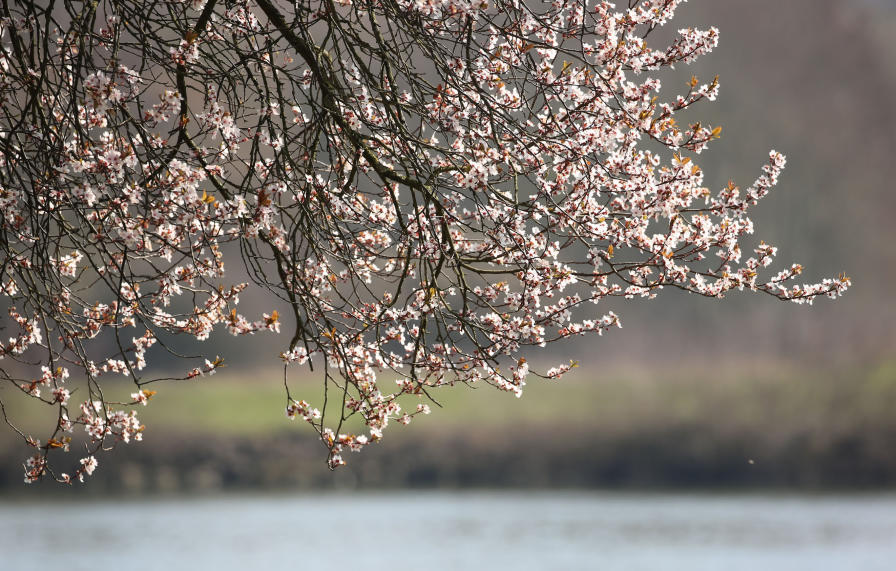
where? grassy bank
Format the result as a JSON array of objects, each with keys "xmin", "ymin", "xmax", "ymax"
[
  {"xmin": 2, "ymin": 359, "xmax": 895, "ymax": 492},
  {"xmin": 49, "ymin": 358, "xmax": 895, "ymax": 437}
]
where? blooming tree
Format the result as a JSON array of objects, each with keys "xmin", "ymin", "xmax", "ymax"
[{"xmin": 0, "ymin": 0, "xmax": 849, "ymax": 483}]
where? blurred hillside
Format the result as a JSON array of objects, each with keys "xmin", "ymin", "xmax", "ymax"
[{"xmin": 2, "ymin": 0, "xmax": 895, "ymax": 492}]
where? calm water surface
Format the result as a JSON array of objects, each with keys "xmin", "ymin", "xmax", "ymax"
[{"xmin": 2, "ymin": 492, "xmax": 895, "ymax": 570}]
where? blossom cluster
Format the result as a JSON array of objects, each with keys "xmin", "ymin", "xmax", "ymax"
[{"xmin": 0, "ymin": 0, "xmax": 848, "ymax": 481}]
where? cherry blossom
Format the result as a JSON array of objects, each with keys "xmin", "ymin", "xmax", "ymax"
[{"xmin": 0, "ymin": 0, "xmax": 849, "ymax": 482}]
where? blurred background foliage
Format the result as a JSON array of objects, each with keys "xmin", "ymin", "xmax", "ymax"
[{"xmin": 2, "ymin": 0, "xmax": 895, "ymax": 493}]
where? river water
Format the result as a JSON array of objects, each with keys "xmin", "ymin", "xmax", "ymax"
[{"xmin": 2, "ymin": 492, "xmax": 895, "ymax": 570}]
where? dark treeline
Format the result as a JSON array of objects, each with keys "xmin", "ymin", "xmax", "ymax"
[{"xmin": 4, "ymin": 421, "xmax": 894, "ymax": 495}]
